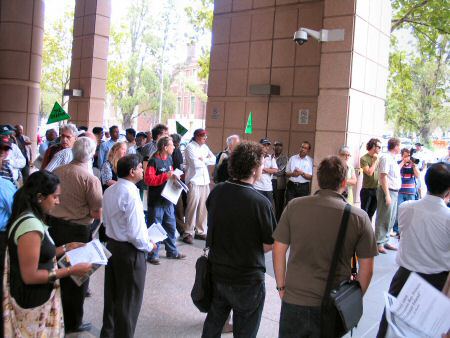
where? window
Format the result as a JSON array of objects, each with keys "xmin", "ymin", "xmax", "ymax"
[{"xmin": 190, "ymin": 96, "xmax": 195, "ymax": 115}]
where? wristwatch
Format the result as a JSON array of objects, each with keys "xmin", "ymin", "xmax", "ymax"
[
  {"xmin": 276, "ymin": 286, "xmax": 285, "ymax": 291},
  {"xmin": 48, "ymin": 268, "xmax": 57, "ymax": 283}
]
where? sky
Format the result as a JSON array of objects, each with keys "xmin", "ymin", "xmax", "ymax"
[{"xmin": 44, "ymin": 0, "xmax": 212, "ymax": 68}]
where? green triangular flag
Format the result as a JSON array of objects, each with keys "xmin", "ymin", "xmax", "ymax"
[
  {"xmin": 47, "ymin": 102, "xmax": 71, "ymax": 124},
  {"xmin": 176, "ymin": 121, "xmax": 188, "ymax": 136},
  {"xmin": 245, "ymin": 112, "xmax": 253, "ymax": 134}
]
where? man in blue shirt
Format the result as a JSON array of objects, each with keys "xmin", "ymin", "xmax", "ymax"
[
  {"xmin": 0, "ymin": 176, "xmax": 16, "ymax": 338},
  {"xmin": 98, "ymin": 126, "xmax": 120, "ymax": 169}
]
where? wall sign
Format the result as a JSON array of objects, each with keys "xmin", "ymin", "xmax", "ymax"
[
  {"xmin": 211, "ymin": 108, "xmax": 220, "ymax": 120},
  {"xmin": 298, "ymin": 109, "xmax": 310, "ymax": 124}
]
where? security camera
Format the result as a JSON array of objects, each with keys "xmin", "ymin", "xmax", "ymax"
[
  {"xmin": 293, "ymin": 27, "xmax": 345, "ymax": 45},
  {"xmin": 293, "ymin": 30, "xmax": 308, "ymax": 45}
]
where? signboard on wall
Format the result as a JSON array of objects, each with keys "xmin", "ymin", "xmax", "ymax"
[
  {"xmin": 211, "ymin": 108, "xmax": 220, "ymax": 120},
  {"xmin": 298, "ymin": 109, "xmax": 310, "ymax": 124}
]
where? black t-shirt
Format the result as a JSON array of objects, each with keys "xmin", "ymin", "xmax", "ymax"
[{"xmin": 206, "ymin": 180, "xmax": 276, "ymax": 285}]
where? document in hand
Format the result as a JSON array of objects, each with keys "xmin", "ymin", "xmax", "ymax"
[
  {"xmin": 58, "ymin": 239, "xmax": 111, "ymax": 287},
  {"xmin": 161, "ymin": 176, "xmax": 189, "ymax": 204},
  {"xmin": 384, "ymin": 272, "xmax": 450, "ymax": 338},
  {"xmin": 148, "ymin": 223, "xmax": 168, "ymax": 243}
]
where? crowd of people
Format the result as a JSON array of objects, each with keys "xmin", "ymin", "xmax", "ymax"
[{"xmin": 0, "ymin": 122, "xmax": 448, "ymax": 338}]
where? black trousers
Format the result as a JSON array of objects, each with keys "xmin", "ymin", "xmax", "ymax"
[
  {"xmin": 360, "ymin": 188, "xmax": 377, "ymax": 220},
  {"xmin": 376, "ymin": 266, "xmax": 449, "ymax": 338},
  {"xmin": 285, "ymin": 181, "xmax": 310, "ymax": 204},
  {"xmin": 47, "ymin": 216, "xmax": 90, "ymax": 330},
  {"xmin": 101, "ymin": 239, "xmax": 147, "ymax": 338},
  {"xmin": 272, "ymin": 179, "xmax": 286, "ymax": 221}
]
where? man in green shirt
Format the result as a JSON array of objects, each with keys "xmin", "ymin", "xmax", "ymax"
[{"xmin": 359, "ymin": 138, "xmax": 381, "ymax": 220}]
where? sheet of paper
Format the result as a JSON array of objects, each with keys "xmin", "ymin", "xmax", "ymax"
[
  {"xmin": 173, "ymin": 168, "xmax": 183, "ymax": 178},
  {"xmin": 148, "ymin": 223, "xmax": 168, "ymax": 243},
  {"xmin": 65, "ymin": 239, "xmax": 108, "ymax": 266},
  {"xmin": 391, "ymin": 273, "xmax": 450, "ymax": 337},
  {"xmin": 384, "ymin": 293, "xmax": 428, "ymax": 338},
  {"xmin": 161, "ymin": 177, "xmax": 183, "ymax": 204}
]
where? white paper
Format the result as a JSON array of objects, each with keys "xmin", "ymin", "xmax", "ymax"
[
  {"xmin": 384, "ymin": 293, "xmax": 427, "ymax": 338},
  {"xmin": 65, "ymin": 239, "xmax": 108, "ymax": 266},
  {"xmin": 391, "ymin": 273, "xmax": 450, "ymax": 337},
  {"xmin": 173, "ymin": 168, "xmax": 184, "ymax": 178},
  {"xmin": 148, "ymin": 223, "xmax": 168, "ymax": 243},
  {"xmin": 161, "ymin": 176, "xmax": 188, "ymax": 204}
]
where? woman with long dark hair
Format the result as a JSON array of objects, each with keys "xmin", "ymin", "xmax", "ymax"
[{"xmin": 3, "ymin": 171, "xmax": 92, "ymax": 336}]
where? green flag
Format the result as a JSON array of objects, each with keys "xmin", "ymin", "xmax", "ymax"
[
  {"xmin": 176, "ymin": 121, "xmax": 188, "ymax": 136},
  {"xmin": 245, "ymin": 112, "xmax": 253, "ymax": 134},
  {"xmin": 47, "ymin": 102, "xmax": 71, "ymax": 124}
]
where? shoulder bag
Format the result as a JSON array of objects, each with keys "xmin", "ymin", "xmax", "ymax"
[
  {"xmin": 191, "ymin": 223, "xmax": 214, "ymax": 313},
  {"xmin": 321, "ymin": 204, "xmax": 363, "ymax": 338}
]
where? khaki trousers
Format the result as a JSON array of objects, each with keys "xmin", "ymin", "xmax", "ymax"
[{"xmin": 183, "ymin": 183, "xmax": 209, "ymax": 237}]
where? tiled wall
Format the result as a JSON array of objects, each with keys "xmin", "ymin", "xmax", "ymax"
[
  {"xmin": 207, "ymin": 0, "xmax": 326, "ymax": 156},
  {"xmin": 207, "ymin": 0, "xmax": 392, "ymax": 190}
]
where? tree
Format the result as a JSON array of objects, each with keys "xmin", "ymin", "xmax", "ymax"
[
  {"xmin": 387, "ymin": 1, "xmax": 449, "ymax": 143},
  {"xmin": 106, "ymin": 0, "xmax": 176, "ymax": 128},
  {"xmin": 41, "ymin": 4, "xmax": 74, "ymax": 120}
]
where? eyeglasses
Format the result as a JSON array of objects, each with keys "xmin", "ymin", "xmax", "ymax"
[{"xmin": 375, "ymin": 145, "xmax": 381, "ymax": 149}]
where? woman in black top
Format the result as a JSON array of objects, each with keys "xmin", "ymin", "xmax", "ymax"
[{"xmin": 6, "ymin": 171, "xmax": 92, "ymax": 310}]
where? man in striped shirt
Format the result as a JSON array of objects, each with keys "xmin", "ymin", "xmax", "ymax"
[{"xmin": 392, "ymin": 148, "xmax": 420, "ymax": 236}]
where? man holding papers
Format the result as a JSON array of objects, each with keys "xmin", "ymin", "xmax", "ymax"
[
  {"xmin": 101, "ymin": 155, "xmax": 156, "ymax": 338},
  {"xmin": 376, "ymin": 162, "xmax": 450, "ymax": 338},
  {"xmin": 144, "ymin": 136, "xmax": 186, "ymax": 265}
]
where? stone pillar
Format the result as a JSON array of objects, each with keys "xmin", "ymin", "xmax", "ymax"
[
  {"xmin": 207, "ymin": 0, "xmax": 391, "ymax": 198},
  {"xmin": 313, "ymin": 0, "xmax": 391, "ymax": 194},
  {"xmin": 68, "ymin": 0, "xmax": 111, "ymax": 129},
  {"xmin": 0, "ymin": 0, "xmax": 45, "ymax": 147}
]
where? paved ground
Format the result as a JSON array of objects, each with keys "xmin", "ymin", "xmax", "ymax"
[{"xmin": 68, "ymin": 236, "xmax": 399, "ymax": 338}]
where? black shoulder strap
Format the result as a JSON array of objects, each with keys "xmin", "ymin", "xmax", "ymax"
[{"xmin": 322, "ymin": 204, "xmax": 352, "ymax": 303}]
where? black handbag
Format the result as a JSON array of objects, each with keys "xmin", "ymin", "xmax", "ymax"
[
  {"xmin": 321, "ymin": 204, "xmax": 363, "ymax": 338},
  {"xmin": 191, "ymin": 248, "xmax": 212, "ymax": 313}
]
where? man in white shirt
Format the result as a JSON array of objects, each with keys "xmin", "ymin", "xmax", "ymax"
[
  {"xmin": 0, "ymin": 125, "xmax": 26, "ymax": 182},
  {"xmin": 45, "ymin": 123, "xmax": 78, "ymax": 172},
  {"xmin": 253, "ymin": 138, "xmax": 277, "ymax": 206},
  {"xmin": 376, "ymin": 162, "xmax": 450, "ymax": 338},
  {"xmin": 101, "ymin": 154, "xmax": 155, "ymax": 338},
  {"xmin": 182, "ymin": 128, "xmax": 215, "ymax": 244},
  {"xmin": 375, "ymin": 137, "xmax": 401, "ymax": 253},
  {"xmin": 285, "ymin": 141, "xmax": 313, "ymax": 203}
]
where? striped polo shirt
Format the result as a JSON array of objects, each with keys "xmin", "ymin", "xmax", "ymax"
[{"xmin": 398, "ymin": 161, "xmax": 416, "ymax": 195}]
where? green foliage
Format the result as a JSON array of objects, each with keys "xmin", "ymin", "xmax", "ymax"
[
  {"xmin": 41, "ymin": 4, "xmax": 74, "ymax": 117},
  {"xmin": 106, "ymin": 0, "xmax": 177, "ymax": 128},
  {"xmin": 388, "ymin": 0, "xmax": 449, "ymax": 143},
  {"xmin": 185, "ymin": 0, "xmax": 213, "ymax": 79}
]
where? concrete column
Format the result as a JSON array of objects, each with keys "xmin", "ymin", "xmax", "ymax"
[
  {"xmin": 0, "ymin": 0, "xmax": 45, "ymax": 145},
  {"xmin": 68, "ymin": 0, "xmax": 111, "ymax": 129}
]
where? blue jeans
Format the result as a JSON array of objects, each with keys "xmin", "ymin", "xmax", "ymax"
[
  {"xmin": 202, "ymin": 281, "xmax": 265, "ymax": 338},
  {"xmin": 393, "ymin": 193, "xmax": 415, "ymax": 233},
  {"xmin": 147, "ymin": 202, "xmax": 178, "ymax": 259},
  {"xmin": 279, "ymin": 301, "xmax": 321, "ymax": 338}
]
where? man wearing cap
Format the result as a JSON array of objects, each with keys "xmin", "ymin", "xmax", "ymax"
[
  {"xmin": 0, "ymin": 125, "xmax": 25, "ymax": 183},
  {"xmin": 414, "ymin": 142, "xmax": 427, "ymax": 198},
  {"xmin": 182, "ymin": 128, "xmax": 215, "ymax": 243},
  {"xmin": 0, "ymin": 136, "xmax": 15, "ymax": 184},
  {"xmin": 272, "ymin": 141, "xmax": 288, "ymax": 220},
  {"xmin": 254, "ymin": 138, "xmax": 278, "ymax": 207},
  {"xmin": 285, "ymin": 141, "xmax": 313, "ymax": 203}
]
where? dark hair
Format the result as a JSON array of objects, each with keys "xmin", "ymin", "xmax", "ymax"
[
  {"xmin": 425, "ymin": 162, "xmax": 450, "ymax": 195},
  {"xmin": 117, "ymin": 154, "xmax": 141, "ymax": 178},
  {"xmin": 156, "ymin": 136, "xmax": 172, "ymax": 153},
  {"xmin": 92, "ymin": 127, "xmax": 103, "ymax": 135},
  {"xmin": 45, "ymin": 129, "xmax": 56, "ymax": 137},
  {"xmin": 229, "ymin": 141, "xmax": 263, "ymax": 181},
  {"xmin": 366, "ymin": 138, "xmax": 381, "ymax": 151},
  {"xmin": 109, "ymin": 125, "xmax": 118, "ymax": 134},
  {"xmin": 171, "ymin": 133, "xmax": 181, "ymax": 144},
  {"xmin": 78, "ymin": 126, "xmax": 88, "ymax": 132},
  {"xmin": 301, "ymin": 141, "xmax": 312, "ymax": 150},
  {"xmin": 387, "ymin": 137, "xmax": 400, "ymax": 151},
  {"xmin": 136, "ymin": 132, "xmax": 147, "ymax": 139},
  {"xmin": 7, "ymin": 171, "xmax": 60, "ymax": 231},
  {"xmin": 151, "ymin": 124, "xmax": 168, "ymax": 141},
  {"xmin": 126, "ymin": 128, "xmax": 136, "ymax": 138},
  {"xmin": 400, "ymin": 148, "xmax": 410, "ymax": 156},
  {"xmin": 317, "ymin": 156, "xmax": 347, "ymax": 191}
]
